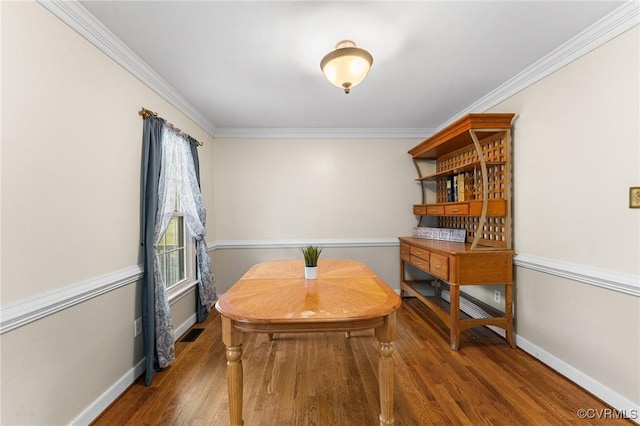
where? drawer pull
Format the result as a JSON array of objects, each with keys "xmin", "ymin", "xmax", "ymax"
[
  {"xmin": 451, "ymin": 209, "xmax": 458, "ymax": 212},
  {"xmin": 434, "ymin": 264, "xmax": 441, "ymax": 268}
]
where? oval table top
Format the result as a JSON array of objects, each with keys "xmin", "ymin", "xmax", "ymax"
[{"xmin": 215, "ymin": 258, "xmax": 401, "ymax": 324}]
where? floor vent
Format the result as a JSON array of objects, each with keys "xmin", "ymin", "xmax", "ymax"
[{"xmin": 180, "ymin": 328, "xmax": 204, "ymax": 343}]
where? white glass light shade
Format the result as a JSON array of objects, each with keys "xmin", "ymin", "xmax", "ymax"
[{"xmin": 320, "ymin": 40, "xmax": 373, "ymax": 94}]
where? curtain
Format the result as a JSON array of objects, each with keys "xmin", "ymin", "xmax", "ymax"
[
  {"xmin": 140, "ymin": 116, "xmax": 164, "ymax": 386},
  {"xmin": 188, "ymin": 137, "xmax": 213, "ymax": 323},
  {"xmin": 161, "ymin": 130, "xmax": 217, "ymax": 315},
  {"xmin": 140, "ymin": 120, "xmax": 217, "ymax": 386}
]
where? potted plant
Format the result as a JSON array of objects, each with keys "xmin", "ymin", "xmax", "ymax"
[{"xmin": 299, "ymin": 245, "xmax": 323, "ymax": 279}]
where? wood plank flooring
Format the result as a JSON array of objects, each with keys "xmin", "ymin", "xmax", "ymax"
[{"xmin": 93, "ymin": 298, "xmax": 630, "ymax": 425}]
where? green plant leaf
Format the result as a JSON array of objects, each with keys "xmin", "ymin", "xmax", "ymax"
[{"xmin": 299, "ymin": 245, "xmax": 323, "ymax": 267}]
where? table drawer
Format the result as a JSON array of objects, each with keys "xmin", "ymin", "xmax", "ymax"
[
  {"xmin": 426, "ymin": 205, "xmax": 445, "ymax": 215},
  {"xmin": 400, "ymin": 243, "xmax": 411, "ymax": 261},
  {"xmin": 410, "ymin": 246, "xmax": 430, "ymax": 261},
  {"xmin": 430, "ymin": 253, "xmax": 449, "ymax": 280},
  {"xmin": 444, "ymin": 203, "xmax": 469, "ymax": 215},
  {"xmin": 410, "ymin": 255, "xmax": 430, "ymax": 272},
  {"xmin": 413, "ymin": 205, "xmax": 427, "ymax": 215}
]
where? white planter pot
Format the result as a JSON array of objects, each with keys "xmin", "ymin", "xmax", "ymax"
[{"xmin": 304, "ymin": 266, "xmax": 318, "ymax": 280}]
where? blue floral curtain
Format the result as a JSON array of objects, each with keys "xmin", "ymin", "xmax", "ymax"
[
  {"xmin": 140, "ymin": 118, "xmax": 216, "ymax": 386},
  {"xmin": 140, "ymin": 116, "xmax": 164, "ymax": 386}
]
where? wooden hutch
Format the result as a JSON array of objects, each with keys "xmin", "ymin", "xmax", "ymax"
[{"xmin": 399, "ymin": 113, "xmax": 516, "ymax": 350}]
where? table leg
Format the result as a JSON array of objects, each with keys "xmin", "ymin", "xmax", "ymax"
[
  {"xmin": 222, "ymin": 316, "xmax": 244, "ymax": 426},
  {"xmin": 374, "ymin": 312, "xmax": 396, "ymax": 426},
  {"xmin": 504, "ymin": 284, "xmax": 516, "ymax": 348},
  {"xmin": 449, "ymin": 285, "xmax": 461, "ymax": 351}
]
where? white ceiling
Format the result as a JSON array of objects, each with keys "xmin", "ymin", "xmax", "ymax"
[{"xmin": 77, "ymin": 0, "xmax": 626, "ymax": 137}]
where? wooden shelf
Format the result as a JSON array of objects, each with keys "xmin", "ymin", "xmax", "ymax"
[
  {"xmin": 409, "ymin": 113, "xmax": 515, "ymax": 159},
  {"xmin": 415, "ymin": 161, "xmax": 505, "ymax": 182},
  {"xmin": 413, "ymin": 199, "xmax": 507, "ymax": 217},
  {"xmin": 400, "ymin": 280, "xmax": 511, "ymax": 334},
  {"xmin": 400, "ymin": 113, "xmax": 515, "ymax": 350}
]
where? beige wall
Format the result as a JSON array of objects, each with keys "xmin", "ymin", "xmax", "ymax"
[
  {"xmin": 1, "ymin": 2, "xmax": 214, "ymax": 424},
  {"xmin": 212, "ymin": 246, "xmax": 402, "ymax": 295},
  {"xmin": 503, "ymin": 26, "xmax": 639, "ymax": 274},
  {"xmin": 211, "ymin": 137, "xmax": 422, "ymax": 293},
  {"xmin": 2, "ymin": 0, "xmax": 638, "ymax": 424},
  {"xmin": 472, "ymin": 26, "xmax": 639, "ymax": 406},
  {"xmin": 212, "ymin": 137, "xmax": 420, "ymax": 241}
]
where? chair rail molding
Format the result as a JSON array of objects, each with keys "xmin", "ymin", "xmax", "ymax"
[
  {"xmin": 3, "ymin": 243, "xmax": 638, "ymax": 334},
  {"xmin": 514, "ymin": 253, "xmax": 640, "ymax": 297},
  {"xmin": 209, "ymin": 237, "xmax": 400, "ymax": 250},
  {"xmin": 0, "ymin": 265, "xmax": 143, "ymax": 334}
]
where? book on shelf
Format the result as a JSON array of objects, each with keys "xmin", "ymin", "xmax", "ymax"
[
  {"xmin": 453, "ymin": 175, "xmax": 458, "ymax": 202},
  {"xmin": 446, "ymin": 176, "xmax": 454, "ymax": 202},
  {"xmin": 464, "ymin": 172, "xmax": 473, "ymax": 201}
]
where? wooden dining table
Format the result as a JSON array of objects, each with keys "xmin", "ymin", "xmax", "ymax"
[{"xmin": 215, "ymin": 258, "xmax": 402, "ymax": 426}]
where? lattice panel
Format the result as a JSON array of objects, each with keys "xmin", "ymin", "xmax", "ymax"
[
  {"xmin": 437, "ymin": 133, "xmax": 507, "ymax": 168},
  {"xmin": 438, "ymin": 216, "xmax": 508, "ymax": 248},
  {"xmin": 434, "ymin": 132, "xmax": 510, "ymax": 248},
  {"xmin": 435, "ymin": 133, "xmax": 508, "ymax": 204}
]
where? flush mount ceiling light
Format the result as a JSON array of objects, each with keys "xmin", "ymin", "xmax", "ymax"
[{"xmin": 320, "ymin": 40, "xmax": 373, "ymax": 94}]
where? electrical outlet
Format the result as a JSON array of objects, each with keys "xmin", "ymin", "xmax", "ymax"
[
  {"xmin": 134, "ymin": 317, "xmax": 142, "ymax": 337},
  {"xmin": 494, "ymin": 290, "xmax": 501, "ymax": 304}
]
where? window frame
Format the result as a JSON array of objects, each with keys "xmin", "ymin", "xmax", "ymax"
[{"xmin": 157, "ymin": 212, "xmax": 198, "ymax": 303}]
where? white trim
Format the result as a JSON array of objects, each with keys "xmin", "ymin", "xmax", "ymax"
[
  {"xmin": 173, "ymin": 313, "xmax": 198, "ymax": 343},
  {"xmin": 3, "ymin": 244, "xmax": 637, "ymax": 334},
  {"xmin": 209, "ymin": 237, "xmax": 400, "ymax": 250},
  {"xmin": 167, "ymin": 279, "xmax": 199, "ymax": 303},
  {"xmin": 70, "ymin": 312, "xmax": 197, "ymax": 426},
  {"xmin": 71, "ymin": 357, "xmax": 146, "ymax": 426},
  {"xmin": 213, "ymin": 127, "xmax": 433, "ymax": 139},
  {"xmin": 515, "ymin": 253, "xmax": 640, "ymax": 297},
  {"xmin": 0, "ymin": 264, "xmax": 143, "ymax": 334},
  {"xmin": 37, "ymin": 1, "xmax": 637, "ymax": 140},
  {"xmin": 516, "ymin": 334, "xmax": 640, "ymax": 423},
  {"xmin": 36, "ymin": 0, "xmax": 216, "ymax": 136},
  {"xmin": 438, "ymin": 0, "xmax": 640, "ymax": 130}
]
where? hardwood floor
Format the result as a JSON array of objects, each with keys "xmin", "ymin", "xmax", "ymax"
[{"xmin": 93, "ymin": 298, "xmax": 630, "ymax": 425}]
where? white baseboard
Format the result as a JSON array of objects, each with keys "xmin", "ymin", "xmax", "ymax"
[
  {"xmin": 71, "ymin": 358, "xmax": 146, "ymax": 425},
  {"xmin": 71, "ymin": 313, "xmax": 198, "ymax": 425},
  {"xmin": 516, "ymin": 334, "xmax": 640, "ymax": 423},
  {"xmin": 174, "ymin": 313, "xmax": 198, "ymax": 342}
]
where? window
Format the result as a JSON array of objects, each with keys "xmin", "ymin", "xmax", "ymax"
[
  {"xmin": 157, "ymin": 214, "xmax": 185, "ymax": 289},
  {"xmin": 156, "ymin": 212, "xmax": 196, "ymax": 300}
]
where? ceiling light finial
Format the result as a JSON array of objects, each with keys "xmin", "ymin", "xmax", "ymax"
[{"xmin": 320, "ymin": 40, "xmax": 373, "ymax": 94}]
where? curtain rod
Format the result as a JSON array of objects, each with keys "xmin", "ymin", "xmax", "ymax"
[{"xmin": 138, "ymin": 107, "xmax": 203, "ymax": 146}]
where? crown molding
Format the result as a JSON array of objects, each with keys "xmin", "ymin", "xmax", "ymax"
[
  {"xmin": 38, "ymin": 0, "xmax": 637, "ymax": 139},
  {"xmin": 213, "ymin": 127, "xmax": 433, "ymax": 139},
  {"xmin": 37, "ymin": 0, "xmax": 216, "ymax": 136},
  {"xmin": 439, "ymin": 0, "xmax": 640, "ymax": 129}
]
